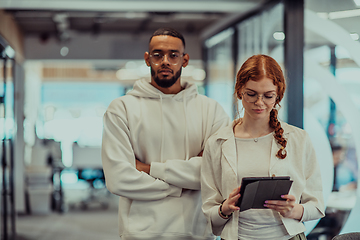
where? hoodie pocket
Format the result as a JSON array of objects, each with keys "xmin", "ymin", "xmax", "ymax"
[{"xmin": 128, "ymin": 197, "xmax": 185, "ymax": 234}]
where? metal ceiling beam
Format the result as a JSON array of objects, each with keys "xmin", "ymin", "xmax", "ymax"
[{"xmin": 0, "ymin": 0, "xmax": 260, "ymax": 13}]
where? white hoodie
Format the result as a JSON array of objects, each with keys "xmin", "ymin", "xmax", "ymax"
[{"xmin": 102, "ymin": 78, "xmax": 230, "ymax": 240}]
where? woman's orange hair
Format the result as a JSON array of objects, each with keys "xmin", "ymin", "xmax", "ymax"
[{"xmin": 234, "ymin": 54, "xmax": 287, "ymax": 159}]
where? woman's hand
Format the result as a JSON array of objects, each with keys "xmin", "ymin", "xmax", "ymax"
[
  {"xmin": 220, "ymin": 187, "xmax": 241, "ymax": 216},
  {"xmin": 264, "ymin": 194, "xmax": 304, "ymax": 220}
]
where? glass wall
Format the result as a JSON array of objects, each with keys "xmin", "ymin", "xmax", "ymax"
[
  {"xmin": 304, "ymin": 0, "xmax": 360, "ymax": 237},
  {"xmin": 203, "ymin": 0, "xmax": 360, "ymax": 236},
  {"xmin": 237, "ymin": 3, "xmax": 286, "ymax": 121},
  {"xmin": 205, "ymin": 29, "xmax": 235, "ymax": 119},
  {"xmin": 0, "ymin": 60, "xmax": 14, "ymax": 140},
  {"xmin": 204, "ymin": 3, "xmax": 285, "ymax": 120},
  {"xmin": 0, "ymin": 54, "xmax": 15, "ymax": 239}
]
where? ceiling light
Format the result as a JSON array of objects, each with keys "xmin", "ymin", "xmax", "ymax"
[
  {"xmin": 273, "ymin": 32, "xmax": 285, "ymax": 41},
  {"xmin": 60, "ymin": 46, "xmax": 69, "ymax": 57},
  {"xmin": 124, "ymin": 12, "xmax": 148, "ymax": 19},
  {"xmin": 350, "ymin": 33, "xmax": 359, "ymax": 41},
  {"xmin": 328, "ymin": 9, "xmax": 360, "ymax": 19},
  {"xmin": 354, "ymin": 0, "xmax": 360, "ymax": 7},
  {"xmin": 316, "ymin": 12, "xmax": 329, "ymax": 19},
  {"xmin": 5, "ymin": 46, "xmax": 15, "ymax": 58}
]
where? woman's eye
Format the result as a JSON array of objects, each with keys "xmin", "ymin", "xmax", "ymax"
[
  {"xmin": 246, "ymin": 93, "xmax": 256, "ymax": 97},
  {"xmin": 265, "ymin": 95, "xmax": 275, "ymax": 99}
]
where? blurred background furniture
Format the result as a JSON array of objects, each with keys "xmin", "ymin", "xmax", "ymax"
[
  {"xmin": 332, "ymin": 232, "xmax": 360, "ymax": 240},
  {"xmin": 27, "ymin": 138, "xmax": 64, "ymax": 214},
  {"xmin": 69, "ymin": 142, "xmax": 110, "ymax": 210}
]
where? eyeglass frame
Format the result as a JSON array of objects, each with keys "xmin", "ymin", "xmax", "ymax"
[
  {"xmin": 149, "ymin": 52, "xmax": 186, "ymax": 66},
  {"xmin": 241, "ymin": 92, "xmax": 279, "ymax": 105}
]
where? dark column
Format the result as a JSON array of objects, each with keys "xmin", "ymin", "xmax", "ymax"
[
  {"xmin": 232, "ymin": 28, "xmax": 238, "ymax": 119},
  {"xmin": 327, "ymin": 46, "xmax": 337, "ymax": 140},
  {"xmin": 284, "ymin": 0, "xmax": 304, "ymax": 128}
]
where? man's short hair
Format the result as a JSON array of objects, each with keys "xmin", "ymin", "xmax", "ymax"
[{"xmin": 149, "ymin": 27, "xmax": 186, "ymax": 48}]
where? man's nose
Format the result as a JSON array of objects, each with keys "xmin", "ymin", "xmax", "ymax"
[{"xmin": 161, "ymin": 55, "xmax": 171, "ymax": 65}]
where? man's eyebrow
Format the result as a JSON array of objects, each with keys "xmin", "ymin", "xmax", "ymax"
[{"xmin": 151, "ymin": 49, "xmax": 180, "ymax": 53}]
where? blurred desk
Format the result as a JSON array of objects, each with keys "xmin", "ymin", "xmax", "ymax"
[
  {"xmin": 308, "ymin": 191, "xmax": 357, "ymax": 240},
  {"xmin": 326, "ymin": 191, "xmax": 357, "ymax": 211}
]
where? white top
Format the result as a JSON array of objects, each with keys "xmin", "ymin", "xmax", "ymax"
[
  {"xmin": 102, "ymin": 79, "xmax": 230, "ymax": 240},
  {"xmin": 235, "ymin": 134, "xmax": 291, "ymax": 240}
]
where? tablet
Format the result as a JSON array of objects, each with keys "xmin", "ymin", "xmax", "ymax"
[{"xmin": 236, "ymin": 176, "xmax": 293, "ymax": 212}]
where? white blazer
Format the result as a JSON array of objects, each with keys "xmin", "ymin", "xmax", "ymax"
[{"xmin": 201, "ymin": 121, "xmax": 325, "ymax": 239}]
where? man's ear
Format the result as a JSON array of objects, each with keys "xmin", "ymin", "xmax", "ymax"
[
  {"xmin": 144, "ymin": 52, "xmax": 151, "ymax": 67},
  {"xmin": 182, "ymin": 53, "xmax": 189, "ymax": 67}
]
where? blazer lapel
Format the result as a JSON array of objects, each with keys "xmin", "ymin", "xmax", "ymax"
[{"xmin": 221, "ymin": 135, "xmax": 237, "ymax": 175}]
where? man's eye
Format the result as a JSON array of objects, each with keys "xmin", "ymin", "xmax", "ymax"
[
  {"xmin": 170, "ymin": 53, "xmax": 179, "ymax": 58},
  {"xmin": 152, "ymin": 53, "xmax": 162, "ymax": 58}
]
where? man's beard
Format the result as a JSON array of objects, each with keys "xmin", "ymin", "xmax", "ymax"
[{"xmin": 151, "ymin": 67, "xmax": 182, "ymax": 88}]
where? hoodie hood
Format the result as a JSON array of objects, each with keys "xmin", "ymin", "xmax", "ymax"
[
  {"xmin": 127, "ymin": 78, "xmax": 198, "ymax": 100},
  {"xmin": 126, "ymin": 78, "xmax": 198, "ymax": 161}
]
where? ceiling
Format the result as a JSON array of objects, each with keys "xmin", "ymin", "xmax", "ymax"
[
  {"xmin": 1, "ymin": 0, "xmax": 264, "ymax": 43},
  {"xmin": 1, "ymin": 0, "xmax": 359, "ymax": 61}
]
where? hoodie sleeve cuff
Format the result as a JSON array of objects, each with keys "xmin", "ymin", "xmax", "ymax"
[
  {"xmin": 150, "ymin": 162, "xmax": 166, "ymax": 181},
  {"xmin": 167, "ymin": 184, "xmax": 182, "ymax": 197}
]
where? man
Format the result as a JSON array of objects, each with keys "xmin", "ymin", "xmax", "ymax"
[{"xmin": 102, "ymin": 27, "xmax": 230, "ymax": 240}]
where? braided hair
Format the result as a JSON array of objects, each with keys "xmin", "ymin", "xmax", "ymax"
[{"xmin": 234, "ymin": 54, "xmax": 287, "ymax": 159}]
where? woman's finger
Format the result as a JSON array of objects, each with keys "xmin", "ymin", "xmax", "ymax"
[{"xmin": 229, "ymin": 186, "xmax": 241, "ymax": 198}]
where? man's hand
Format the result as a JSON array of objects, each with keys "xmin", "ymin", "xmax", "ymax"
[{"xmin": 135, "ymin": 159, "xmax": 150, "ymax": 174}]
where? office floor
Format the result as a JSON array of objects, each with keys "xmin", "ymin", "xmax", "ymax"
[{"xmin": 15, "ymin": 196, "xmax": 120, "ymax": 240}]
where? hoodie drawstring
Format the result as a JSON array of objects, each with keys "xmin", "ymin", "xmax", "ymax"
[
  {"xmin": 183, "ymin": 92, "xmax": 189, "ymax": 161},
  {"xmin": 159, "ymin": 94, "xmax": 165, "ymax": 162}
]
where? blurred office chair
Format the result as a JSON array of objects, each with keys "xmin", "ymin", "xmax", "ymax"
[
  {"xmin": 71, "ymin": 142, "xmax": 110, "ymax": 210},
  {"xmin": 332, "ymin": 232, "xmax": 360, "ymax": 240}
]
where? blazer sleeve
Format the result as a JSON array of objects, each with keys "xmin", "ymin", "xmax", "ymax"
[
  {"xmin": 201, "ymin": 139, "xmax": 230, "ymax": 236},
  {"xmin": 300, "ymin": 132, "xmax": 325, "ymax": 222},
  {"xmin": 102, "ymin": 110, "xmax": 182, "ymax": 201}
]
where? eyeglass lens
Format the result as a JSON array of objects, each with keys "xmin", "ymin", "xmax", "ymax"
[
  {"xmin": 150, "ymin": 52, "xmax": 182, "ymax": 65},
  {"xmin": 243, "ymin": 92, "xmax": 277, "ymax": 104}
]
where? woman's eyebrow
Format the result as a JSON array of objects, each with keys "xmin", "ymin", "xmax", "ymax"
[{"xmin": 244, "ymin": 88, "xmax": 276, "ymax": 93}]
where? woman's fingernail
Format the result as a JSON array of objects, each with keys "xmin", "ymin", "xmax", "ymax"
[{"xmin": 265, "ymin": 201, "xmax": 268, "ymax": 203}]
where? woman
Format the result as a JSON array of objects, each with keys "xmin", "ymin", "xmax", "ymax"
[{"xmin": 201, "ymin": 54, "xmax": 325, "ymax": 240}]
